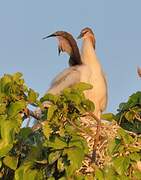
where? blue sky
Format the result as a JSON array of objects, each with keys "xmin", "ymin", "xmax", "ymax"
[{"xmin": 0, "ymin": 0, "xmax": 141, "ymax": 113}]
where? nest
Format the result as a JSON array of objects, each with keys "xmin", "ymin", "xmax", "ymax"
[{"xmin": 78, "ymin": 115, "xmax": 119, "ymax": 175}]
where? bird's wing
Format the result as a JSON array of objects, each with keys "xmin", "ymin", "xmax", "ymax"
[{"xmin": 47, "ymin": 66, "xmax": 81, "ymax": 95}]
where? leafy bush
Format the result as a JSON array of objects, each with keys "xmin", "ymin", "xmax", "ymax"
[{"xmin": 0, "ymin": 72, "xmax": 141, "ymax": 180}]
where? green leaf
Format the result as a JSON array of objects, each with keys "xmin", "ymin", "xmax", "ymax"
[
  {"xmin": 27, "ymin": 88, "xmax": 38, "ymax": 103},
  {"xmin": 3, "ymin": 155, "xmax": 18, "ymax": 170},
  {"xmin": 19, "ymin": 127, "xmax": 32, "ymax": 140},
  {"xmin": 127, "ymin": 146, "xmax": 141, "ymax": 152},
  {"xmin": 0, "ymin": 74, "xmax": 12, "ymax": 93},
  {"xmin": 48, "ymin": 151, "xmax": 61, "ymax": 164},
  {"xmin": 63, "ymin": 147, "xmax": 84, "ymax": 176},
  {"xmin": 125, "ymin": 111, "xmax": 135, "ymax": 121},
  {"xmin": 113, "ymin": 156, "xmax": 130, "ymax": 175},
  {"xmin": 129, "ymin": 152, "xmax": 141, "ymax": 161},
  {"xmin": 72, "ymin": 82, "xmax": 93, "ymax": 91},
  {"xmin": 57, "ymin": 157, "xmax": 65, "ymax": 172},
  {"xmin": 118, "ymin": 92, "xmax": 141, "ymax": 112},
  {"xmin": 13, "ymin": 72, "xmax": 23, "ymax": 81},
  {"xmin": 8, "ymin": 101, "xmax": 26, "ymax": 117},
  {"xmin": 26, "ymin": 147, "xmax": 41, "ymax": 162},
  {"xmin": 118, "ymin": 128, "xmax": 134, "ymax": 144},
  {"xmin": 69, "ymin": 135, "xmax": 88, "ymax": 154},
  {"xmin": 48, "ymin": 136, "xmax": 67, "ymax": 149},
  {"xmin": 101, "ymin": 113, "xmax": 116, "ymax": 121},
  {"xmin": 65, "ymin": 91, "xmax": 82, "ymax": 104},
  {"xmin": 0, "ymin": 103, "xmax": 6, "ymax": 114},
  {"xmin": 108, "ymin": 138, "xmax": 121, "ymax": 155},
  {"xmin": 47, "ymin": 105, "xmax": 57, "ymax": 120},
  {"xmin": 42, "ymin": 121, "xmax": 52, "ymax": 139},
  {"xmin": 15, "ymin": 162, "xmax": 41, "ymax": 180},
  {"xmin": 95, "ymin": 168, "xmax": 104, "ymax": 180},
  {"xmin": 117, "ymin": 175, "xmax": 130, "ymax": 180},
  {"xmin": 40, "ymin": 93, "xmax": 58, "ymax": 104},
  {"xmin": 0, "ymin": 119, "xmax": 16, "ymax": 157},
  {"xmin": 0, "ymin": 160, "xmax": 2, "ymax": 168},
  {"xmin": 103, "ymin": 166, "xmax": 117, "ymax": 180},
  {"xmin": 81, "ymin": 99, "xmax": 95, "ymax": 112}
]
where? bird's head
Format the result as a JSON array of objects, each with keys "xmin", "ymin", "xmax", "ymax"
[
  {"xmin": 43, "ymin": 31, "xmax": 74, "ymax": 56},
  {"xmin": 43, "ymin": 31, "xmax": 81, "ymax": 66},
  {"xmin": 77, "ymin": 27, "xmax": 96, "ymax": 49}
]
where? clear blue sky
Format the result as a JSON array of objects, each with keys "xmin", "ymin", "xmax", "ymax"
[{"xmin": 0, "ymin": 0, "xmax": 141, "ymax": 113}]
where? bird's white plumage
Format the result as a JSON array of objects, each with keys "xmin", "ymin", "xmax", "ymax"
[{"xmin": 80, "ymin": 37, "xmax": 108, "ymax": 118}]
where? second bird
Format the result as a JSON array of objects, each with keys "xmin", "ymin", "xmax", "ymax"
[{"xmin": 78, "ymin": 27, "xmax": 108, "ymax": 119}]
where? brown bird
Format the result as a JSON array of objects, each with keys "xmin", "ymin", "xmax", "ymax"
[
  {"xmin": 43, "ymin": 31, "xmax": 82, "ymax": 66},
  {"xmin": 43, "ymin": 31, "xmax": 89, "ymax": 95},
  {"xmin": 137, "ymin": 67, "xmax": 141, "ymax": 77}
]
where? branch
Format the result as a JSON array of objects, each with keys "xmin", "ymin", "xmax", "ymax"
[
  {"xmin": 83, "ymin": 112, "xmax": 101, "ymax": 163},
  {"xmin": 22, "ymin": 108, "xmax": 41, "ymax": 120},
  {"xmin": 66, "ymin": 118, "xmax": 93, "ymax": 138}
]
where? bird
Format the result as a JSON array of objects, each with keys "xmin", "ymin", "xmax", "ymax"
[
  {"xmin": 43, "ymin": 31, "xmax": 90, "ymax": 95},
  {"xmin": 137, "ymin": 67, "xmax": 141, "ymax": 77},
  {"xmin": 77, "ymin": 27, "xmax": 108, "ymax": 119}
]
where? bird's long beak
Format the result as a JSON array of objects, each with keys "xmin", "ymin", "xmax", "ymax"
[
  {"xmin": 77, "ymin": 33, "xmax": 83, "ymax": 39},
  {"xmin": 42, "ymin": 33, "xmax": 56, "ymax": 40}
]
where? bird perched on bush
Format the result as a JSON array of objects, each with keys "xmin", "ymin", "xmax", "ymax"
[
  {"xmin": 77, "ymin": 27, "xmax": 108, "ymax": 119},
  {"xmin": 43, "ymin": 31, "xmax": 89, "ymax": 95}
]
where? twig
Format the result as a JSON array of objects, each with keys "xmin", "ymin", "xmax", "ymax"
[
  {"xmin": 32, "ymin": 122, "xmax": 42, "ymax": 132},
  {"xmin": 26, "ymin": 117, "xmax": 31, "ymax": 127},
  {"xmin": 135, "ymin": 114, "xmax": 141, "ymax": 122},
  {"xmin": 22, "ymin": 108, "xmax": 41, "ymax": 120},
  {"xmin": 67, "ymin": 118, "xmax": 89, "ymax": 135},
  {"xmin": 83, "ymin": 112, "xmax": 101, "ymax": 163},
  {"xmin": 66, "ymin": 118, "xmax": 94, "ymax": 138}
]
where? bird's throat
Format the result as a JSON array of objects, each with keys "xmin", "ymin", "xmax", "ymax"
[{"xmin": 81, "ymin": 39, "xmax": 101, "ymax": 68}]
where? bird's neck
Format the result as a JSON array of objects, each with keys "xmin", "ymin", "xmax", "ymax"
[
  {"xmin": 69, "ymin": 46, "xmax": 82, "ymax": 66},
  {"xmin": 81, "ymin": 38, "xmax": 101, "ymax": 69}
]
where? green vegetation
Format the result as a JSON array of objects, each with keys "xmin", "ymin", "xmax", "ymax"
[{"xmin": 0, "ymin": 72, "xmax": 141, "ymax": 180}]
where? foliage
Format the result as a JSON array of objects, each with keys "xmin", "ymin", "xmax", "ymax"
[
  {"xmin": 116, "ymin": 91, "xmax": 141, "ymax": 133},
  {"xmin": 96, "ymin": 92, "xmax": 141, "ymax": 180},
  {"xmin": 0, "ymin": 72, "xmax": 141, "ymax": 180},
  {"xmin": 0, "ymin": 73, "xmax": 93, "ymax": 179}
]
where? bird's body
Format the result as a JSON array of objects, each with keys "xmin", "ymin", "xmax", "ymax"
[
  {"xmin": 78, "ymin": 27, "xmax": 108, "ymax": 118},
  {"xmin": 47, "ymin": 65, "xmax": 90, "ymax": 94}
]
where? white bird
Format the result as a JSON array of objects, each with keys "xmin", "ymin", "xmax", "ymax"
[{"xmin": 77, "ymin": 27, "xmax": 108, "ymax": 119}]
